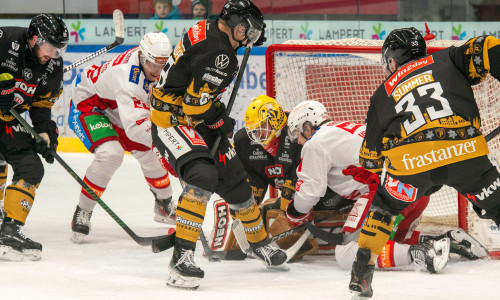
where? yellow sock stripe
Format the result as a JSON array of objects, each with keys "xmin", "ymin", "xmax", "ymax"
[
  {"xmin": 358, "ymin": 211, "xmax": 394, "ymax": 255},
  {"xmin": 234, "ymin": 203, "xmax": 267, "ymax": 243},
  {"xmin": 175, "ymin": 197, "xmax": 207, "ymax": 244},
  {"xmin": 4, "ymin": 184, "xmax": 36, "ymax": 224}
]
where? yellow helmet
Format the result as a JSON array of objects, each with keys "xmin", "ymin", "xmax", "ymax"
[{"xmin": 244, "ymin": 95, "xmax": 287, "ymax": 148}]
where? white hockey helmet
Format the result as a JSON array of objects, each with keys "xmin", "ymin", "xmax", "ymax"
[
  {"xmin": 287, "ymin": 100, "xmax": 329, "ymax": 142},
  {"xmin": 139, "ymin": 32, "xmax": 172, "ymax": 65}
]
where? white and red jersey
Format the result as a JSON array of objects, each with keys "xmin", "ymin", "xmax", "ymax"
[
  {"xmin": 71, "ymin": 47, "xmax": 154, "ymax": 148},
  {"xmin": 293, "ymin": 121, "xmax": 370, "ymax": 214}
]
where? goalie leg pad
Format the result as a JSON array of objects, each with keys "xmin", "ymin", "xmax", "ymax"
[
  {"xmin": 358, "ymin": 210, "xmax": 395, "ymax": 261},
  {"xmin": 4, "ymin": 180, "xmax": 36, "ymax": 223},
  {"xmin": 229, "ymin": 197, "xmax": 267, "ymax": 244},
  {"xmin": 175, "ymin": 184, "xmax": 210, "ymax": 246}
]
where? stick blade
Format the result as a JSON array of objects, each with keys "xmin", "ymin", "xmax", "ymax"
[{"xmin": 112, "ymin": 9, "xmax": 125, "ymax": 43}]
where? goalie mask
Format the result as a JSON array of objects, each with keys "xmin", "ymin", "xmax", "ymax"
[
  {"xmin": 287, "ymin": 101, "xmax": 329, "ymax": 143},
  {"xmin": 220, "ymin": 0, "xmax": 265, "ymax": 47},
  {"xmin": 244, "ymin": 95, "xmax": 287, "ymax": 149},
  {"xmin": 381, "ymin": 27, "xmax": 426, "ymax": 75},
  {"xmin": 28, "ymin": 14, "xmax": 69, "ymax": 59}
]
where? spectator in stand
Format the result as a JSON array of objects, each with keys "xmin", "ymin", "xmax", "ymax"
[
  {"xmin": 192, "ymin": 0, "xmax": 210, "ymax": 19},
  {"xmin": 151, "ymin": 0, "xmax": 183, "ymax": 20}
]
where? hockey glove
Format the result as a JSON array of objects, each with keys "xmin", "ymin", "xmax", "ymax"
[
  {"xmin": 33, "ymin": 120, "xmax": 59, "ymax": 164},
  {"xmin": 342, "ymin": 165, "xmax": 380, "ymax": 198},
  {"xmin": 205, "ymin": 102, "xmax": 235, "ymax": 138},
  {"xmin": 0, "ymin": 73, "xmax": 15, "ymax": 114},
  {"xmin": 286, "ymin": 200, "xmax": 312, "ymax": 228}
]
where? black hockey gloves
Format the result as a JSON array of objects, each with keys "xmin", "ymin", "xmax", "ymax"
[
  {"xmin": 33, "ymin": 120, "xmax": 59, "ymax": 164},
  {"xmin": 0, "ymin": 73, "xmax": 15, "ymax": 114},
  {"xmin": 205, "ymin": 102, "xmax": 235, "ymax": 138}
]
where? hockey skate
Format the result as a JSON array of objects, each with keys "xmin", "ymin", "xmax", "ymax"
[
  {"xmin": 423, "ymin": 228, "xmax": 488, "ymax": 260},
  {"xmin": 349, "ymin": 248, "xmax": 374, "ymax": 300},
  {"xmin": 252, "ymin": 243, "xmax": 289, "ymax": 271},
  {"xmin": 167, "ymin": 245, "xmax": 204, "ymax": 290},
  {"xmin": 409, "ymin": 237, "xmax": 450, "ymax": 273},
  {"xmin": 71, "ymin": 205, "xmax": 92, "ymax": 244},
  {"xmin": 0, "ymin": 218, "xmax": 42, "ymax": 261},
  {"xmin": 154, "ymin": 197, "xmax": 176, "ymax": 225}
]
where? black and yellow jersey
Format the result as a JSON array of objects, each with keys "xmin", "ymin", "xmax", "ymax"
[
  {"xmin": 150, "ymin": 19, "xmax": 238, "ymax": 129},
  {"xmin": 233, "ymin": 124, "xmax": 302, "ymax": 203},
  {"xmin": 0, "ymin": 27, "xmax": 63, "ymax": 124},
  {"xmin": 360, "ymin": 35, "xmax": 500, "ymax": 176}
]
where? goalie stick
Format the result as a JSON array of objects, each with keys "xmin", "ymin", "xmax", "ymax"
[
  {"xmin": 10, "ymin": 109, "xmax": 170, "ymax": 247},
  {"xmin": 63, "ymin": 9, "xmax": 124, "ymax": 73}
]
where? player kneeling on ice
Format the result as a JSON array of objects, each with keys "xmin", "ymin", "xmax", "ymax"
[
  {"xmin": 69, "ymin": 32, "xmax": 175, "ymax": 243},
  {"xmin": 149, "ymin": 0, "xmax": 286, "ymax": 290},
  {"xmin": 284, "ymin": 101, "xmax": 487, "ymax": 272},
  {"xmin": 0, "ymin": 14, "xmax": 68, "ymax": 261},
  {"xmin": 349, "ymin": 27, "xmax": 498, "ymax": 299}
]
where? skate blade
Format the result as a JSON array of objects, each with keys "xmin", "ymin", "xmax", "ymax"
[
  {"xmin": 0, "ymin": 245, "xmax": 41, "ymax": 261},
  {"xmin": 263, "ymin": 261, "xmax": 290, "ymax": 272},
  {"xmin": 154, "ymin": 215, "xmax": 176, "ymax": 225},
  {"xmin": 167, "ymin": 266, "xmax": 202, "ymax": 290},
  {"xmin": 451, "ymin": 229, "xmax": 489, "ymax": 258},
  {"xmin": 71, "ymin": 232, "xmax": 87, "ymax": 244},
  {"xmin": 351, "ymin": 291, "xmax": 371, "ymax": 300}
]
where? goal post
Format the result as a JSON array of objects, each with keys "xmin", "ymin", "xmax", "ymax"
[{"xmin": 265, "ymin": 38, "xmax": 500, "ymax": 257}]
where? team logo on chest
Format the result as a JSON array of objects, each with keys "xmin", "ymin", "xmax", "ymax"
[{"xmin": 22, "ymin": 68, "xmax": 33, "ymax": 81}]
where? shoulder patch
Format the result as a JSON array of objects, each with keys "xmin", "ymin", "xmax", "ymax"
[
  {"xmin": 129, "ymin": 65, "xmax": 141, "ymax": 84},
  {"xmin": 188, "ymin": 20, "xmax": 207, "ymax": 45}
]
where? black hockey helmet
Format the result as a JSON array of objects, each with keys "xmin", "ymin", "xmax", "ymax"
[
  {"xmin": 220, "ymin": 0, "xmax": 265, "ymax": 46},
  {"xmin": 382, "ymin": 27, "xmax": 426, "ymax": 73},
  {"xmin": 28, "ymin": 14, "xmax": 69, "ymax": 56}
]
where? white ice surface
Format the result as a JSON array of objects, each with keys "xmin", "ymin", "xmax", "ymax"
[{"xmin": 1, "ymin": 153, "xmax": 499, "ymax": 300}]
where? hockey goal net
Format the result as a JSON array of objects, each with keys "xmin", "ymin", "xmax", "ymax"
[{"xmin": 266, "ymin": 38, "xmax": 500, "ymax": 256}]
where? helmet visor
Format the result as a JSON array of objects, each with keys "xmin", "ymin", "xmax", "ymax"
[
  {"xmin": 288, "ymin": 126, "xmax": 300, "ymax": 143},
  {"xmin": 242, "ymin": 15, "xmax": 263, "ymax": 44},
  {"xmin": 36, "ymin": 37, "xmax": 67, "ymax": 58}
]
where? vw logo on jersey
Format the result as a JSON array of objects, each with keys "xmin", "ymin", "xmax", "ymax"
[
  {"xmin": 12, "ymin": 41, "xmax": 19, "ymax": 51},
  {"xmin": 215, "ymin": 54, "xmax": 229, "ymax": 69}
]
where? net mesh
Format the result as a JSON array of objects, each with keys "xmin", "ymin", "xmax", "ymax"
[{"xmin": 268, "ymin": 38, "xmax": 500, "ymax": 236}]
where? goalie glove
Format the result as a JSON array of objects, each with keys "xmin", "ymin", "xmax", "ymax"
[
  {"xmin": 286, "ymin": 200, "xmax": 312, "ymax": 228},
  {"xmin": 33, "ymin": 120, "xmax": 59, "ymax": 164},
  {"xmin": 342, "ymin": 165, "xmax": 379, "ymax": 197}
]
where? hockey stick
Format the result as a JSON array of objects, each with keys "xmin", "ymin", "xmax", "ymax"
[
  {"xmin": 63, "ymin": 9, "xmax": 124, "ymax": 73},
  {"xmin": 10, "ymin": 109, "xmax": 170, "ymax": 247},
  {"xmin": 486, "ymin": 125, "xmax": 500, "ymax": 142},
  {"xmin": 232, "ymin": 204, "xmax": 354, "ymax": 254}
]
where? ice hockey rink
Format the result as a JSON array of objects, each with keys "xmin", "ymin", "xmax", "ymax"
[{"xmin": 1, "ymin": 153, "xmax": 499, "ymax": 300}]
